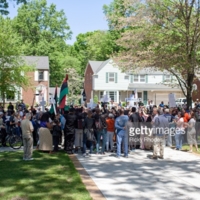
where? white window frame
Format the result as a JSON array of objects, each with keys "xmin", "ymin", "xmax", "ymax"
[
  {"xmin": 108, "ymin": 72, "xmax": 115, "ymax": 82},
  {"xmin": 124, "ymin": 75, "xmax": 129, "ymax": 80},
  {"xmin": 133, "ymin": 75, "xmax": 146, "ymax": 82},
  {"xmin": 164, "ymin": 74, "xmax": 171, "ymax": 82},
  {"xmin": 38, "ymin": 71, "xmax": 44, "ymax": 81},
  {"xmin": 140, "ymin": 75, "xmax": 146, "ymax": 82},
  {"xmin": 134, "ymin": 75, "xmax": 139, "ymax": 82},
  {"xmin": 106, "ymin": 91, "xmax": 117, "ymax": 102}
]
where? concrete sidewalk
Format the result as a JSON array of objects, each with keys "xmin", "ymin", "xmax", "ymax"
[{"xmin": 75, "ymin": 148, "xmax": 200, "ymax": 200}]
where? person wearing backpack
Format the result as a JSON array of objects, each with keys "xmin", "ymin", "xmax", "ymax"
[{"xmin": 94, "ymin": 108, "xmax": 107, "ymax": 154}]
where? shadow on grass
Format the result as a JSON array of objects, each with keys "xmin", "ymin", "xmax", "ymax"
[{"xmin": 0, "ymin": 150, "xmax": 92, "ymax": 200}]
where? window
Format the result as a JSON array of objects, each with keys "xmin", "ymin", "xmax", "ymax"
[
  {"xmin": 99, "ymin": 91, "xmax": 104, "ymax": 100},
  {"xmin": 106, "ymin": 91, "xmax": 117, "ymax": 102},
  {"xmin": 106, "ymin": 72, "xmax": 117, "ymax": 83},
  {"xmin": 134, "ymin": 75, "xmax": 139, "ymax": 82},
  {"xmin": 133, "ymin": 75, "xmax": 145, "ymax": 82},
  {"xmin": 164, "ymin": 75, "xmax": 171, "ymax": 81},
  {"xmin": 38, "ymin": 71, "xmax": 44, "ymax": 81},
  {"xmin": 6, "ymin": 91, "xmax": 15, "ymax": 101},
  {"xmin": 124, "ymin": 75, "xmax": 129, "ymax": 80},
  {"xmin": 109, "ymin": 73, "xmax": 115, "ymax": 82},
  {"xmin": 140, "ymin": 75, "xmax": 146, "ymax": 82}
]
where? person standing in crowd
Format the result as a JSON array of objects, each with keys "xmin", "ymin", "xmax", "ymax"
[
  {"xmin": 159, "ymin": 101, "xmax": 164, "ymax": 108},
  {"xmin": 83, "ymin": 110, "xmax": 95, "ymax": 156},
  {"xmin": 7, "ymin": 102, "xmax": 14, "ymax": 111},
  {"xmin": 0, "ymin": 112, "xmax": 7, "ymax": 146},
  {"xmin": 94, "ymin": 108, "xmax": 107, "ymax": 154},
  {"xmin": 129, "ymin": 107, "xmax": 141, "ymax": 150},
  {"xmin": 174, "ymin": 111, "xmax": 185, "ymax": 150},
  {"xmin": 52, "ymin": 119, "xmax": 62, "ymax": 152},
  {"xmin": 58, "ymin": 112, "xmax": 66, "ymax": 146},
  {"xmin": 115, "ymin": 109, "xmax": 129, "ymax": 158},
  {"xmin": 74, "ymin": 108, "xmax": 84, "ymax": 152},
  {"xmin": 64, "ymin": 108, "xmax": 76, "ymax": 154},
  {"xmin": 186, "ymin": 113, "xmax": 199, "ymax": 152},
  {"xmin": 164, "ymin": 109, "xmax": 173, "ymax": 147},
  {"xmin": 106, "ymin": 113, "xmax": 115, "ymax": 152},
  {"xmin": 21, "ymin": 113, "xmax": 34, "ymax": 161},
  {"xmin": 151, "ymin": 109, "xmax": 168, "ymax": 159}
]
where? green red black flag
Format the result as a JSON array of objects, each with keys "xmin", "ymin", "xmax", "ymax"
[{"xmin": 59, "ymin": 74, "xmax": 69, "ymax": 108}]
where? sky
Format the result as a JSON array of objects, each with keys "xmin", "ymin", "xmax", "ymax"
[{"xmin": 8, "ymin": 0, "xmax": 113, "ymax": 45}]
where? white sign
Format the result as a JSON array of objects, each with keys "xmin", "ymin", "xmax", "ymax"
[
  {"xmin": 40, "ymin": 97, "xmax": 46, "ymax": 112},
  {"xmin": 87, "ymin": 99, "xmax": 97, "ymax": 109},
  {"xmin": 101, "ymin": 94, "xmax": 111, "ymax": 102},
  {"xmin": 168, "ymin": 93, "xmax": 176, "ymax": 108}
]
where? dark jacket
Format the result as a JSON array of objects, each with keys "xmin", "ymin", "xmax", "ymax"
[
  {"xmin": 52, "ymin": 124, "xmax": 62, "ymax": 137},
  {"xmin": 64, "ymin": 113, "xmax": 76, "ymax": 135},
  {"xmin": 84, "ymin": 117, "xmax": 95, "ymax": 130}
]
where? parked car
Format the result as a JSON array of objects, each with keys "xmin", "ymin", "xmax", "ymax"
[{"xmin": 176, "ymin": 98, "xmax": 195, "ymax": 108}]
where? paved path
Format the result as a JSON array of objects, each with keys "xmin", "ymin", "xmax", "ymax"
[{"xmin": 76, "ymin": 148, "xmax": 200, "ymax": 200}]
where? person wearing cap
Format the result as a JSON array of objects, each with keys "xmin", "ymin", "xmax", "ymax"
[{"xmin": 106, "ymin": 113, "xmax": 115, "ymax": 152}]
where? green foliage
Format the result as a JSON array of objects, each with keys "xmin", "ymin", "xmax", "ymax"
[
  {"xmin": 0, "ymin": 0, "xmax": 27, "ymax": 15},
  {"xmin": 64, "ymin": 68, "xmax": 83, "ymax": 105},
  {"xmin": 12, "ymin": 0, "xmax": 72, "ymax": 86},
  {"xmin": 0, "ymin": 16, "xmax": 34, "ymax": 105},
  {"xmin": 71, "ymin": 30, "xmax": 120, "ymax": 74},
  {"xmin": 93, "ymin": 95, "xmax": 99, "ymax": 104}
]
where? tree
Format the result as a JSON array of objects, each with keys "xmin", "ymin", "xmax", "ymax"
[
  {"xmin": 0, "ymin": 0, "xmax": 27, "ymax": 15},
  {"xmin": 13, "ymin": 0, "xmax": 72, "ymax": 86},
  {"xmin": 108, "ymin": 0, "xmax": 200, "ymax": 108},
  {"xmin": 93, "ymin": 95, "xmax": 99, "ymax": 104},
  {"xmin": 64, "ymin": 68, "xmax": 83, "ymax": 105},
  {"xmin": 0, "ymin": 17, "xmax": 34, "ymax": 106},
  {"xmin": 71, "ymin": 30, "xmax": 120, "ymax": 74}
]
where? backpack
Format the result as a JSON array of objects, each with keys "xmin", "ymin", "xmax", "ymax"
[{"xmin": 95, "ymin": 118, "xmax": 103, "ymax": 130}]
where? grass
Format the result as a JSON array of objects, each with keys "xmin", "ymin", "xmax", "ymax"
[
  {"xmin": 181, "ymin": 144, "xmax": 200, "ymax": 154},
  {"xmin": 0, "ymin": 150, "xmax": 92, "ymax": 200}
]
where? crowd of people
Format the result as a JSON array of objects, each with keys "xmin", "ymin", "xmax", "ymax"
[{"xmin": 0, "ymin": 99, "xmax": 199, "ymax": 160}]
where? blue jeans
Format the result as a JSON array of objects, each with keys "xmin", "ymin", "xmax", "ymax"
[
  {"xmin": 117, "ymin": 133, "xmax": 128, "ymax": 157},
  {"xmin": 83, "ymin": 133, "xmax": 93, "ymax": 154},
  {"xmin": 175, "ymin": 132, "xmax": 183, "ymax": 149},
  {"xmin": 96, "ymin": 129, "xmax": 106, "ymax": 153}
]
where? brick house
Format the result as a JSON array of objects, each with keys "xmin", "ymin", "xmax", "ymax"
[{"xmin": 2, "ymin": 56, "xmax": 50, "ymax": 107}]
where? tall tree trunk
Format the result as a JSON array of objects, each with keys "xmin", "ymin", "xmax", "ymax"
[{"xmin": 187, "ymin": 73, "xmax": 194, "ymax": 109}]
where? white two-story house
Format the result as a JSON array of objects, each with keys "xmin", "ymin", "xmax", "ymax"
[{"xmin": 84, "ymin": 59, "xmax": 183, "ymax": 105}]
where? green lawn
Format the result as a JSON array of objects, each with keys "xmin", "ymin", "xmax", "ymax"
[
  {"xmin": 0, "ymin": 151, "xmax": 92, "ymax": 200},
  {"xmin": 181, "ymin": 144, "xmax": 200, "ymax": 154}
]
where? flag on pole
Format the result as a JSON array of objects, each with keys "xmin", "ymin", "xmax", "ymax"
[
  {"xmin": 82, "ymin": 89, "xmax": 86, "ymax": 101},
  {"xmin": 59, "ymin": 74, "xmax": 69, "ymax": 108},
  {"xmin": 54, "ymin": 85, "xmax": 58, "ymax": 110}
]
